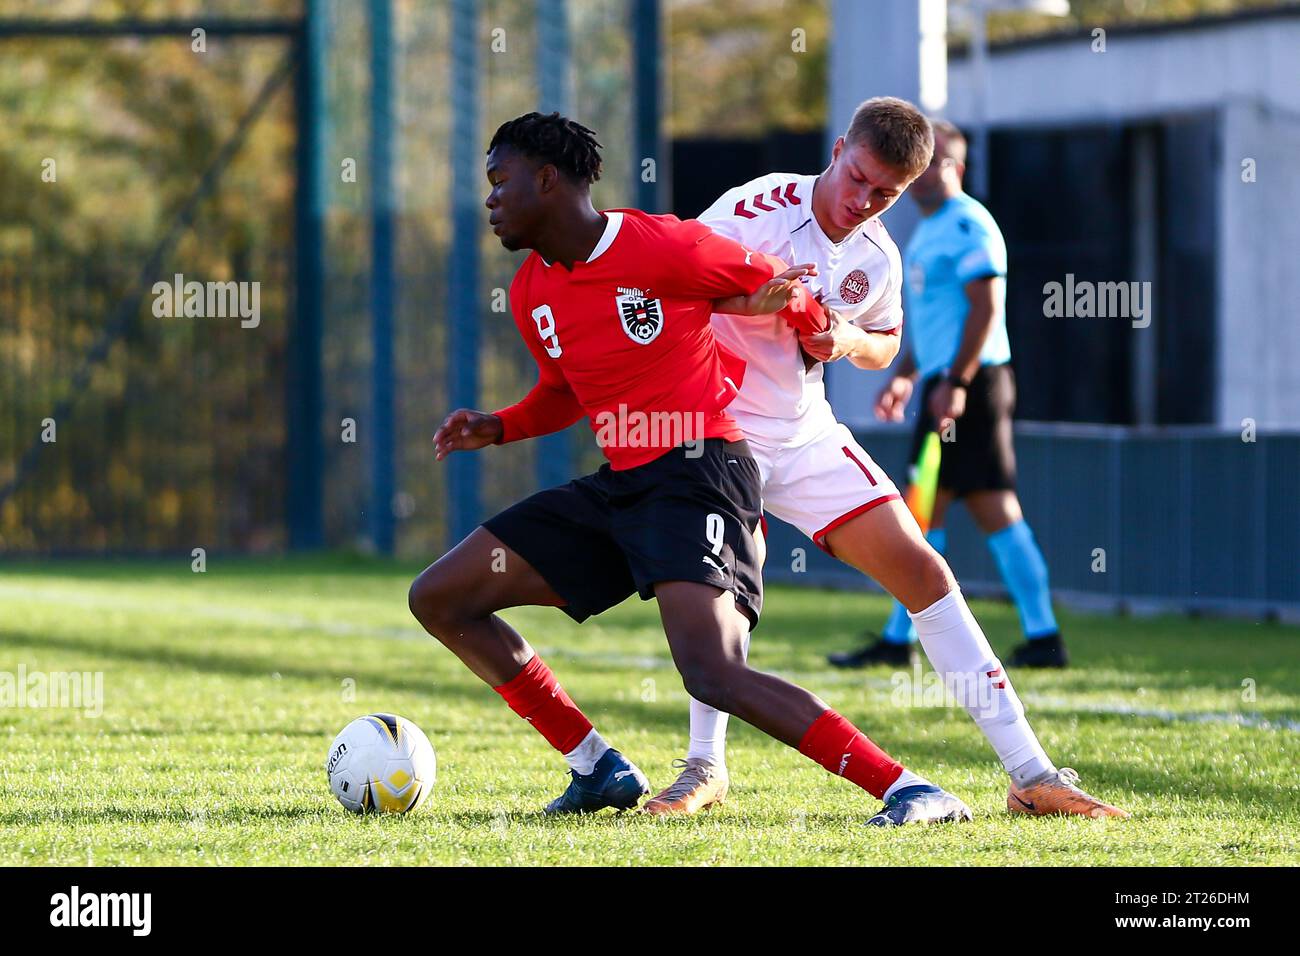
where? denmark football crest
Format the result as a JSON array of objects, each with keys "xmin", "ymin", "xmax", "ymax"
[
  {"xmin": 839, "ymin": 268, "xmax": 870, "ymax": 304},
  {"xmin": 615, "ymin": 287, "xmax": 665, "ymax": 345}
]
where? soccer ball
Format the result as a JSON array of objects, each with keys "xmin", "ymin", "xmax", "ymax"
[{"xmin": 325, "ymin": 713, "xmax": 436, "ymax": 814}]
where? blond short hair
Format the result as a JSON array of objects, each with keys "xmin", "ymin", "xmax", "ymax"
[{"xmin": 844, "ymin": 97, "xmax": 934, "ymax": 179}]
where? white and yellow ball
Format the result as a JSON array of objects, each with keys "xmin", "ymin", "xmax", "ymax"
[{"xmin": 326, "ymin": 713, "xmax": 436, "ymax": 814}]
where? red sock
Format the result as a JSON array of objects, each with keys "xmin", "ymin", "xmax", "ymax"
[
  {"xmin": 798, "ymin": 709, "xmax": 903, "ymax": 799},
  {"xmin": 493, "ymin": 654, "xmax": 594, "ymax": 755}
]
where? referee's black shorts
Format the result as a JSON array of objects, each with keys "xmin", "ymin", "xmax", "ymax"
[
  {"xmin": 911, "ymin": 363, "xmax": 1017, "ymax": 499},
  {"xmin": 482, "ymin": 438, "xmax": 765, "ymax": 629}
]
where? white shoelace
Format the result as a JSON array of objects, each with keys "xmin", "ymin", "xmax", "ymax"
[{"xmin": 655, "ymin": 759, "xmax": 717, "ymax": 802}]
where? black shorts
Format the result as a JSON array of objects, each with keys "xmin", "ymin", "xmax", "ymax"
[
  {"xmin": 911, "ymin": 363, "xmax": 1017, "ymax": 498},
  {"xmin": 482, "ymin": 438, "xmax": 765, "ymax": 628}
]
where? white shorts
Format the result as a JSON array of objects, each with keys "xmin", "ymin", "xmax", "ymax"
[{"xmin": 751, "ymin": 423, "xmax": 902, "ymax": 556}]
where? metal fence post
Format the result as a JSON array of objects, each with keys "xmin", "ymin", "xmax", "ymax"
[
  {"xmin": 446, "ymin": 0, "xmax": 482, "ymax": 547},
  {"xmin": 368, "ymin": 0, "xmax": 396, "ymax": 554},
  {"xmin": 633, "ymin": 0, "xmax": 663, "ymax": 213},
  {"xmin": 290, "ymin": 0, "xmax": 326, "ymax": 549},
  {"xmin": 534, "ymin": 0, "xmax": 574, "ymax": 491}
]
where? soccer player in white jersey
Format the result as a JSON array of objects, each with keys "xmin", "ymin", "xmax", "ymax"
[{"xmin": 643, "ymin": 98, "xmax": 1128, "ymax": 823}]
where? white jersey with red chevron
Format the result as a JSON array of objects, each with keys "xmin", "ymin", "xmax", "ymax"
[{"xmin": 699, "ymin": 172, "xmax": 904, "ymax": 447}]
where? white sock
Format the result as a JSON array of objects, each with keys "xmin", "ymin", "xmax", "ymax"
[
  {"xmin": 909, "ymin": 588, "xmax": 1055, "ymax": 782},
  {"xmin": 684, "ymin": 632, "xmax": 751, "ymax": 769},
  {"xmin": 883, "ymin": 768, "xmax": 933, "ymax": 802},
  {"xmin": 687, "ymin": 698, "xmax": 729, "ymax": 768},
  {"xmin": 564, "ymin": 728, "xmax": 610, "ymax": 776}
]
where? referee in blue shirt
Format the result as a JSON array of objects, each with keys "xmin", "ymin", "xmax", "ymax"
[{"xmin": 831, "ymin": 120, "xmax": 1068, "ymax": 669}]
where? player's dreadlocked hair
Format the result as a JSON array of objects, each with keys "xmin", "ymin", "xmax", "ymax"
[{"xmin": 488, "ymin": 111, "xmax": 603, "ymax": 185}]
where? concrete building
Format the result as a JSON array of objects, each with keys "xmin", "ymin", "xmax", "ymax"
[
  {"xmin": 828, "ymin": 5, "xmax": 1300, "ymax": 431},
  {"xmin": 793, "ymin": 4, "xmax": 1300, "ymax": 618}
]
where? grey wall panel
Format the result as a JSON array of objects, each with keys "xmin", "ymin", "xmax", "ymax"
[
  {"xmin": 1265, "ymin": 436, "xmax": 1300, "ymax": 605},
  {"xmin": 766, "ymin": 424, "xmax": 1297, "ymax": 620},
  {"xmin": 1016, "ymin": 433, "xmax": 1114, "ymax": 594},
  {"xmin": 1187, "ymin": 437, "xmax": 1263, "ymax": 601},
  {"xmin": 1118, "ymin": 437, "xmax": 1187, "ymax": 599}
]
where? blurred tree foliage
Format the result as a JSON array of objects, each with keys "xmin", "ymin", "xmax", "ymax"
[
  {"xmin": 666, "ymin": 0, "xmax": 829, "ymax": 137},
  {"xmin": 0, "ymin": 1, "xmax": 301, "ymax": 551},
  {"xmin": 0, "ymin": 0, "xmax": 637, "ymax": 554}
]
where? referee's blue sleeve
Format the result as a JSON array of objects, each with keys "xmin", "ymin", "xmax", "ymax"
[{"xmin": 954, "ymin": 217, "xmax": 1007, "ymax": 284}]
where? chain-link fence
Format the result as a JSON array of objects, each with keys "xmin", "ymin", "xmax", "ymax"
[{"xmin": 0, "ymin": 0, "xmax": 639, "ymax": 557}]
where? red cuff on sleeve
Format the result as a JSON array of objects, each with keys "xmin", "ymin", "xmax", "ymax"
[{"xmin": 492, "ymin": 408, "xmax": 517, "ymax": 444}]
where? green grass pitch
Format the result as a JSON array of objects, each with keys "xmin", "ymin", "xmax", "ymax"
[{"xmin": 1, "ymin": 555, "xmax": 1296, "ymax": 866}]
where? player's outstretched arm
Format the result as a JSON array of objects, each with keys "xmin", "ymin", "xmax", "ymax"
[
  {"xmin": 434, "ymin": 408, "xmax": 504, "ymax": 460},
  {"xmin": 724, "ymin": 251, "xmax": 831, "ymax": 335},
  {"xmin": 712, "ymin": 262, "xmax": 818, "ymax": 316},
  {"xmin": 651, "ymin": 221, "xmax": 814, "ymax": 323}
]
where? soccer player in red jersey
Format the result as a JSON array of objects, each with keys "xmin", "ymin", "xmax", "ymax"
[{"xmin": 408, "ymin": 112, "xmax": 971, "ymax": 824}]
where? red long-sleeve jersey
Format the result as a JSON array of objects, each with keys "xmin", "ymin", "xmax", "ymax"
[{"xmin": 492, "ymin": 208, "xmax": 785, "ymax": 470}]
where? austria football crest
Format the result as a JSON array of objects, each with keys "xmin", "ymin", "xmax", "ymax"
[{"xmin": 615, "ymin": 287, "xmax": 665, "ymax": 345}]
